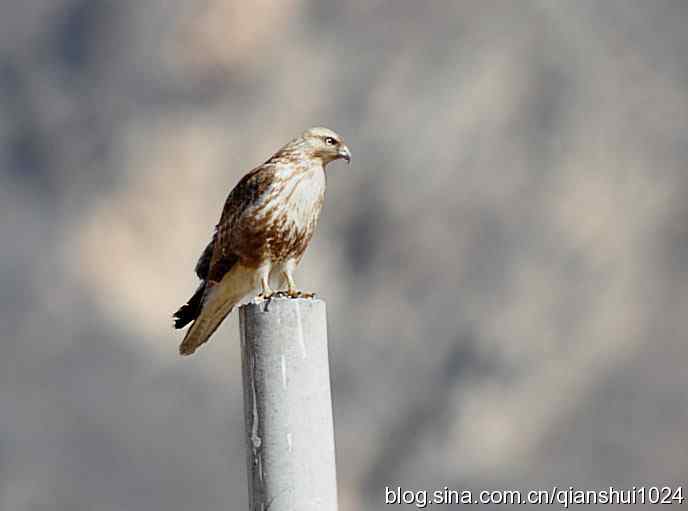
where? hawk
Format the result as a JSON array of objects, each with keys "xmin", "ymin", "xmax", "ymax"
[{"xmin": 173, "ymin": 127, "xmax": 351, "ymax": 355}]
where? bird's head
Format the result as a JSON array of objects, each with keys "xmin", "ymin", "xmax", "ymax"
[{"xmin": 300, "ymin": 127, "xmax": 351, "ymax": 166}]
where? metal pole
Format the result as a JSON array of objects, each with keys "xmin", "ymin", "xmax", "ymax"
[{"xmin": 239, "ymin": 297, "xmax": 338, "ymax": 511}]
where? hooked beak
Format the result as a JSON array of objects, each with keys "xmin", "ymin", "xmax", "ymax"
[{"xmin": 337, "ymin": 144, "xmax": 352, "ymax": 164}]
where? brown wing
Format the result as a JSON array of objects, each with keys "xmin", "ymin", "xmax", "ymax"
[
  {"xmin": 207, "ymin": 164, "xmax": 278, "ymax": 278},
  {"xmin": 173, "ymin": 232, "xmax": 229, "ymax": 329},
  {"xmin": 173, "ymin": 164, "xmax": 276, "ymax": 330},
  {"xmin": 197, "ymin": 229, "xmax": 240, "ymax": 287},
  {"xmin": 194, "ymin": 234, "xmax": 215, "ymax": 279}
]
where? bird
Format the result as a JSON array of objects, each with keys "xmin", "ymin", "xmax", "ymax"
[{"xmin": 173, "ymin": 127, "xmax": 351, "ymax": 355}]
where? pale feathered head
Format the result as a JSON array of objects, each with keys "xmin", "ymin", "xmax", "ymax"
[{"xmin": 278, "ymin": 127, "xmax": 351, "ymax": 166}]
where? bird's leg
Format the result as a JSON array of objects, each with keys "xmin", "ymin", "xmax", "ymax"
[
  {"xmin": 285, "ymin": 271, "xmax": 298, "ymax": 297},
  {"xmin": 260, "ymin": 276, "xmax": 273, "ymax": 298},
  {"xmin": 283, "ymin": 264, "xmax": 315, "ymax": 299},
  {"xmin": 257, "ymin": 263, "xmax": 274, "ymax": 299}
]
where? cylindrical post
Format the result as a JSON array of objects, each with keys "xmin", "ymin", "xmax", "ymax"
[{"xmin": 239, "ymin": 297, "xmax": 338, "ymax": 511}]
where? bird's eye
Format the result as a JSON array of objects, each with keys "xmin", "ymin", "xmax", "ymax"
[{"xmin": 324, "ymin": 137, "xmax": 337, "ymax": 146}]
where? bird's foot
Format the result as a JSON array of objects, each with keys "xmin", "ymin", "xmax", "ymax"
[
  {"xmin": 287, "ymin": 290, "xmax": 316, "ymax": 299},
  {"xmin": 257, "ymin": 291, "xmax": 276, "ymax": 301},
  {"xmin": 258, "ymin": 290, "xmax": 317, "ymax": 300}
]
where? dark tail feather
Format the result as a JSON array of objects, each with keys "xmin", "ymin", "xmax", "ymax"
[{"xmin": 173, "ymin": 282, "xmax": 206, "ymax": 329}]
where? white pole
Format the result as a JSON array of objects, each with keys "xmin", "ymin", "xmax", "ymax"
[{"xmin": 239, "ymin": 297, "xmax": 338, "ymax": 511}]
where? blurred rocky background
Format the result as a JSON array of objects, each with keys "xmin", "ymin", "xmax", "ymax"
[{"xmin": 1, "ymin": 1, "xmax": 687, "ymax": 509}]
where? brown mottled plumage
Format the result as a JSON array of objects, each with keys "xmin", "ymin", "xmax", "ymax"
[{"xmin": 174, "ymin": 127, "xmax": 351, "ymax": 355}]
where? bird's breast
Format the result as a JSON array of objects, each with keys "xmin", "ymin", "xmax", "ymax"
[
  {"xmin": 249, "ymin": 166, "xmax": 326, "ymax": 263},
  {"xmin": 281, "ymin": 167, "xmax": 326, "ymax": 230}
]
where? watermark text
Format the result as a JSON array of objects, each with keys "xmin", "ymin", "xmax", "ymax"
[{"xmin": 385, "ymin": 485, "xmax": 685, "ymax": 508}]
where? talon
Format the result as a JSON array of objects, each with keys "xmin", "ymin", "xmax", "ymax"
[{"xmin": 287, "ymin": 290, "xmax": 316, "ymax": 299}]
